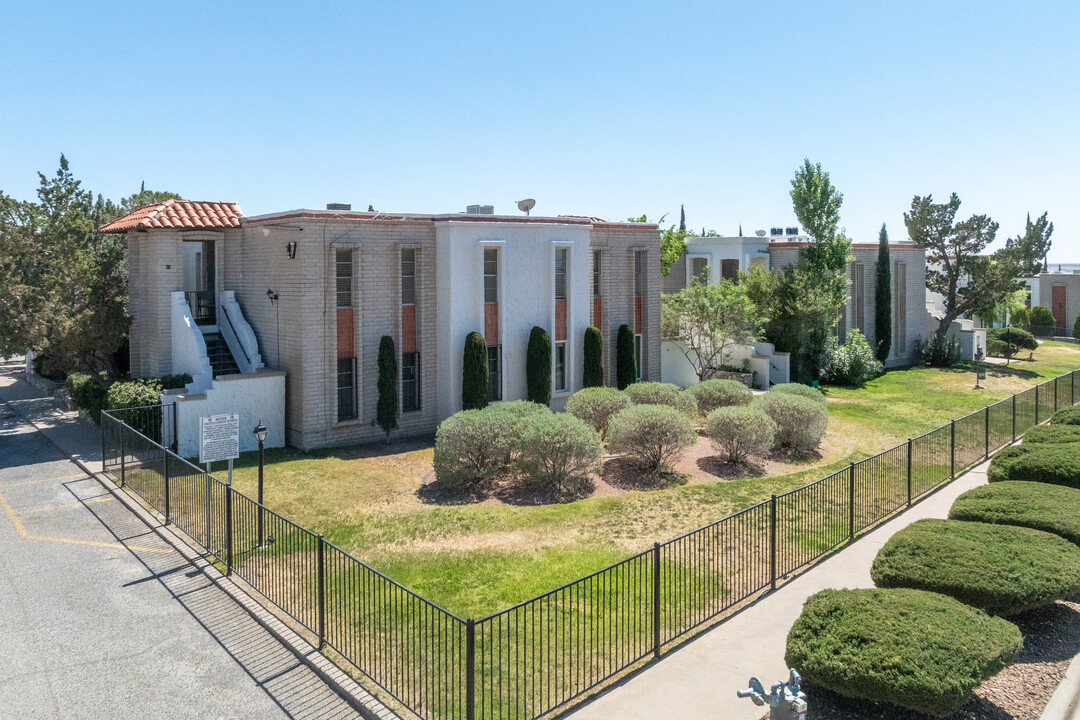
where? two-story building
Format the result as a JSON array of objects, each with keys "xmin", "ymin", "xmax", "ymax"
[{"xmin": 103, "ymin": 201, "xmax": 661, "ymax": 452}]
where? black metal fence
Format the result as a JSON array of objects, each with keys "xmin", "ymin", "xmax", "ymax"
[{"xmin": 100, "ymin": 368, "xmax": 1080, "ymax": 720}]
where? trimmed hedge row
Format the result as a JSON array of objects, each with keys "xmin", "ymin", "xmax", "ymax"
[
  {"xmin": 987, "ymin": 443, "xmax": 1080, "ymax": 489},
  {"xmin": 785, "ymin": 588, "xmax": 1022, "ymax": 717},
  {"xmin": 949, "ymin": 481, "xmax": 1080, "ymax": 547},
  {"xmin": 1022, "ymin": 424, "xmax": 1080, "ymax": 444},
  {"xmin": 1052, "ymin": 404, "xmax": 1080, "ymax": 426},
  {"xmin": 870, "ymin": 518, "xmax": 1080, "ymax": 616}
]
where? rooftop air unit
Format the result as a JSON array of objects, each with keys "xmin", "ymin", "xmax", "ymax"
[
  {"xmin": 326, "ymin": 203, "xmax": 351, "ymax": 211},
  {"xmin": 466, "ymin": 204, "xmax": 495, "ymax": 214}
]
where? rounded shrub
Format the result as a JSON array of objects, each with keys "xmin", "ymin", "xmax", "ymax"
[
  {"xmin": 565, "ymin": 386, "xmax": 629, "ymax": 437},
  {"xmin": 753, "ymin": 392, "xmax": 827, "ymax": 453},
  {"xmin": 705, "ymin": 406, "xmax": 776, "ymax": 464},
  {"xmin": 485, "ymin": 400, "xmax": 550, "ymax": 459},
  {"xmin": 768, "ymin": 382, "xmax": 826, "ymax": 407},
  {"xmin": 1022, "ymin": 423, "xmax": 1080, "ymax": 444},
  {"xmin": 822, "ymin": 329, "xmax": 882, "ymax": 386},
  {"xmin": 515, "ymin": 413, "xmax": 603, "ymax": 492},
  {"xmin": 66, "ymin": 371, "xmax": 110, "ymax": 424},
  {"xmin": 986, "ymin": 326, "xmax": 1037, "ymax": 358},
  {"xmin": 1074, "ymin": 310, "xmax": 1080, "ymax": 340},
  {"xmin": 625, "ymin": 381, "xmax": 696, "ymax": 418},
  {"xmin": 608, "ymin": 404, "xmax": 697, "ymax": 474},
  {"xmin": 987, "ymin": 443, "xmax": 1080, "ymax": 489},
  {"xmin": 785, "ymin": 588, "xmax": 1022, "ymax": 717},
  {"xmin": 1029, "ymin": 304, "xmax": 1055, "ymax": 336},
  {"xmin": 107, "ymin": 379, "xmax": 162, "ymax": 411},
  {"xmin": 870, "ymin": 518, "xmax": 1080, "ymax": 616},
  {"xmin": 433, "ymin": 410, "xmax": 515, "ymax": 488},
  {"xmin": 688, "ymin": 378, "xmax": 752, "ymax": 415},
  {"xmin": 949, "ymin": 481, "xmax": 1080, "ymax": 547},
  {"xmin": 1051, "ymin": 404, "xmax": 1080, "ymax": 426}
]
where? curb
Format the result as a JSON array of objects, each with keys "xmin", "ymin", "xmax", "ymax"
[
  {"xmin": 0, "ymin": 387, "xmax": 401, "ymax": 720},
  {"xmin": 1042, "ymin": 652, "xmax": 1080, "ymax": 720}
]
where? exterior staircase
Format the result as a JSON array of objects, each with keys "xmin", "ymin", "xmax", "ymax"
[{"xmin": 203, "ymin": 333, "xmax": 240, "ymax": 378}]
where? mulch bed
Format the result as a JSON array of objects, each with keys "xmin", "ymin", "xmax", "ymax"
[{"xmin": 788, "ymin": 597, "xmax": 1080, "ymax": 719}]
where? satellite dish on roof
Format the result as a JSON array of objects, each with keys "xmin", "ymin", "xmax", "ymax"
[
  {"xmin": 755, "ymin": 230, "xmax": 767, "ymax": 237},
  {"xmin": 517, "ymin": 198, "xmax": 536, "ymax": 216}
]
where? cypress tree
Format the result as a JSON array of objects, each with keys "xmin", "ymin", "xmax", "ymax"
[
  {"xmin": 1073, "ymin": 311, "xmax": 1080, "ymax": 340},
  {"xmin": 874, "ymin": 223, "xmax": 892, "ymax": 363},
  {"xmin": 462, "ymin": 331, "xmax": 489, "ymax": 410},
  {"xmin": 738, "ymin": 223, "xmax": 743, "ymax": 236},
  {"xmin": 377, "ymin": 335, "xmax": 398, "ymax": 441},
  {"xmin": 679, "ymin": 204, "xmax": 686, "ymax": 233},
  {"xmin": 616, "ymin": 324, "xmax": 638, "ymax": 390},
  {"xmin": 526, "ymin": 326, "xmax": 552, "ymax": 405},
  {"xmin": 583, "ymin": 326, "xmax": 604, "ymax": 387}
]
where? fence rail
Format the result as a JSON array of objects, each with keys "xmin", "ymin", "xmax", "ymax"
[{"xmin": 100, "ymin": 367, "xmax": 1080, "ymax": 720}]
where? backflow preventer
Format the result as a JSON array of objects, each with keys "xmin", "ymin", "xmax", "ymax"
[{"xmin": 737, "ymin": 668, "xmax": 808, "ymax": 719}]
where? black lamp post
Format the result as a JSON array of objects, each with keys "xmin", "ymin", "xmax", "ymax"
[{"xmin": 254, "ymin": 421, "xmax": 267, "ymax": 546}]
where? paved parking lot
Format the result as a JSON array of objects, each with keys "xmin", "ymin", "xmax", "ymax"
[{"xmin": 0, "ymin": 379, "xmax": 367, "ymax": 720}]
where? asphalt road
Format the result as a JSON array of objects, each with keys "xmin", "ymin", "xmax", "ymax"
[{"xmin": 0, "ymin": 394, "xmax": 363, "ymax": 719}]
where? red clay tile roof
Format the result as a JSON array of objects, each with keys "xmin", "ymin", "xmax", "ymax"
[{"xmin": 100, "ymin": 199, "xmax": 243, "ymax": 232}]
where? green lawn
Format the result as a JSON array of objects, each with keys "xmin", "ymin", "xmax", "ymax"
[{"xmin": 222, "ymin": 342, "xmax": 1080, "ymax": 618}]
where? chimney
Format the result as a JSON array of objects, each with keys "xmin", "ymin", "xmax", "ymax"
[{"xmin": 326, "ymin": 203, "xmax": 351, "ymax": 211}]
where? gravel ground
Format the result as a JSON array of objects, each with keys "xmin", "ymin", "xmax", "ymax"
[{"xmin": 788, "ymin": 596, "xmax": 1080, "ymax": 720}]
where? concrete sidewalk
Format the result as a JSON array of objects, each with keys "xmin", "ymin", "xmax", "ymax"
[
  {"xmin": 0, "ymin": 370, "xmax": 397, "ymax": 720},
  {"xmin": 566, "ymin": 457, "xmax": 993, "ymax": 720}
]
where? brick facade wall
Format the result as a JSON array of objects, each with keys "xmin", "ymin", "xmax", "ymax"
[{"xmin": 127, "ymin": 230, "xmax": 183, "ymax": 378}]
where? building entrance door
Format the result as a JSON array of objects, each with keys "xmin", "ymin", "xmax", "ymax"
[
  {"xmin": 183, "ymin": 240, "xmax": 216, "ymax": 324},
  {"xmin": 1052, "ymin": 284, "xmax": 1067, "ymax": 336}
]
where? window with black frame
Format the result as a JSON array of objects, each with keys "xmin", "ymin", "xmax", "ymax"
[
  {"xmin": 337, "ymin": 357, "xmax": 357, "ymax": 421},
  {"xmin": 402, "ymin": 352, "xmax": 420, "ymax": 412},
  {"xmin": 488, "ymin": 345, "xmax": 502, "ymax": 401}
]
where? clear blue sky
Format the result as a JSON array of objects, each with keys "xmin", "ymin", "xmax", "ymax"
[{"xmin": 1, "ymin": 1, "xmax": 1077, "ymax": 260}]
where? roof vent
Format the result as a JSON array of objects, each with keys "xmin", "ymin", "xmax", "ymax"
[
  {"xmin": 786, "ymin": 227, "xmax": 799, "ymax": 235},
  {"xmin": 770, "ymin": 227, "xmax": 783, "ymax": 236},
  {"xmin": 466, "ymin": 204, "xmax": 495, "ymax": 215},
  {"xmin": 326, "ymin": 203, "xmax": 351, "ymax": 211}
]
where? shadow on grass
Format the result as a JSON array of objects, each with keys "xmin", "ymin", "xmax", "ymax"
[
  {"xmin": 602, "ymin": 456, "xmax": 688, "ymax": 491},
  {"xmin": 417, "ymin": 471, "xmax": 595, "ymax": 507},
  {"xmin": 694, "ymin": 455, "xmax": 767, "ymax": 480}
]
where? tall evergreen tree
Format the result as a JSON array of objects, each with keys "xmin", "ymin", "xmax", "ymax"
[
  {"xmin": 461, "ymin": 332, "xmax": 489, "ymax": 410},
  {"xmin": 377, "ymin": 335, "xmax": 398, "ymax": 440},
  {"xmin": 679, "ymin": 204, "xmax": 686, "ymax": 233},
  {"xmin": 738, "ymin": 223, "xmax": 743, "ymax": 236},
  {"xmin": 583, "ymin": 326, "xmax": 604, "ymax": 387},
  {"xmin": 526, "ymin": 326, "xmax": 552, "ymax": 405},
  {"xmin": 616, "ymin": 324, "xmax": 637, "ymax": 389},
  {"xmin": 874, "ymin": 223, "xmax": 892, "ymax": 363}
]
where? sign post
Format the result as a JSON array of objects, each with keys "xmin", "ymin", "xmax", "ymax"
[
  {"xmin": 200, "ymin": 414, "xmax": 240, "ymax": 554},
  {"xmin": 974, "ymin": 362, "xmax": 986, "ymax": 390}
]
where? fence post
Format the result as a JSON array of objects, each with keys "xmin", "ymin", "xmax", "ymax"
[
  {"xmin": 1035, "ymin": 384, "xmax": 1040, "ymax": 426},
  {"xmin": 984, "ymin": 406, "xmax": 990, "ymax": 460},
  {"xmin": 1055, "ymin": 377, "xmax": 1059, "ymax": 414},
  {"xmin": 162, "ymin": 449, "xmax": 170, "ymax": 525},
  {"xmin": 1012, "ymin": 394, "xmax": 1017, "ymax": 442},
  {"xmin": 225, "ymin": 483, "xmax": 233, "ymax": 576},
  {"xmin": 317, "ymin": 534, "xmax": 326, "ymax": 648},
  {"xmin": 950, "ymin": 419, "xmax": 956, "ymax": 478},
  {"xmin": 906, "ymin": 438, "xmax": 913, "ymax": 506},
  {"xmin": 770, "ymin": 494, "xmax": 778, "ymax": 591},
  {"xmin": 101, "ymin": 416, "xmax": 107, "ymax": 475},
  {"xmin": 652, "ymin": 542, "xmax": 661, "ymax": 658},
  {"xmin": 171, "ymin": 401, "xmax": 179, "ymax": 452},
  {"xmin": 466, "ymin": 618, "xmax": 476, "ymax": 720},
  {"xmin": 848, "ymin": 462, "xmax": 856, "ymax": 540},
  {"xmin": 119, "ymin": 427, "xmax": 126, "ymax": 488}
]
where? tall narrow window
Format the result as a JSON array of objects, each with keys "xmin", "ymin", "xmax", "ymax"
[
  {"xmin": 336, "ymin": 249, "xmax": 353, "ymax": 308},
  {"xmin": 634, "ymin": 251, "xmax": 643, "ymax": 297},
  {"xmin": 402, "ymin": 352, "xmax": 420, "ymax": 412},
  {"xmin": 555, "ymin": 247, "xmax": 568, "ymax": 300},
  {"xmin": 401, "ymin": 249, "xmax": 416, "ymax": 305},
  {"xmin": 634, "ymin": 250, "xmax": 645, "ymax": 380},
  {"xmin": 721, "ymin": 258, "xmax": 739, "ymax": 282},
  {"xmin": 592, "ymin": 250, "xmax": 601, "ymax": 297},
  {"xmin": 691, "ymin": 257, "xmax": 709, "ymax": 284},
  {"xmin": 554, "ymin": 342, "xmax": 566, "ymax": 392},
  {"xmin": 484, "ymin": 247, "xmax": 498, "ymax": 303},
  {"xmin": 488, "ymin": 346, "xmax": 502, "ymax": 401},
  {"xmin": 894, "ymin": 262, "xmax": 907, "ymax": 353},
  {"xmin": 854, "ymin": 264, "xmax": 865, "ymax": 331},
  {"xmin": 337, "ymin": 357, "xmax": 356, "ymax": 421},
  {"xmin": 634, "ymin": 334, "xmax": 642, "ymax": 381}
]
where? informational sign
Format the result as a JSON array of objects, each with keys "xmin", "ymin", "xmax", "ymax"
[
  {"xmin": 200, "ymin": 413, "xmax": 239, "ymax": 464},
  {"xmin": 977, "ymin": 364, "xmax": 987, "ymax": 380}
]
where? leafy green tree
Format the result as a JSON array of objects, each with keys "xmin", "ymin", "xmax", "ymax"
[
  {"xmin": 661, "ymin": 272, "xmax": 762, "ymax": 381},
  {"xmin": 377, "ymin": 335, "xmax": 398, "ymax": 440},
  {"xmin": 1073, "ymin": 311, "xmax": 1080, "ymax": 341},
  {"xmin": 526, "ymin": 326, "xmax": 552, "ymax": 405},
  {"xmin": 462, "ymin": 331, "xmax": 489, "ymax": 410},
  {"xmin": 874, "ymin": 223, "xmax": 892, "ymax": 362},
  {"xmin": 790, "ymin": 159, "xmax": 851, "ymax": 279},
  {"xmin": 1029, "ymin": 305, "xmax": 1055, "ymax": 336},
  {"xmin": 628, "ymin": 212, "xmax": 685, "ymax": 276},
  {"xmin": 616, "ymin": 324, "xmax": 637, "ymax": 390},
  {"xmin": 904, "ymin": 193, "xmax": 1033, "ymax": 338},
  {"xmin": 1006, "ymin": 212, "xmax": 1053, "ymax": 276},
  {"xmin": 583, "ymin": 326, "xmax": 604, "ymax": 387}
]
